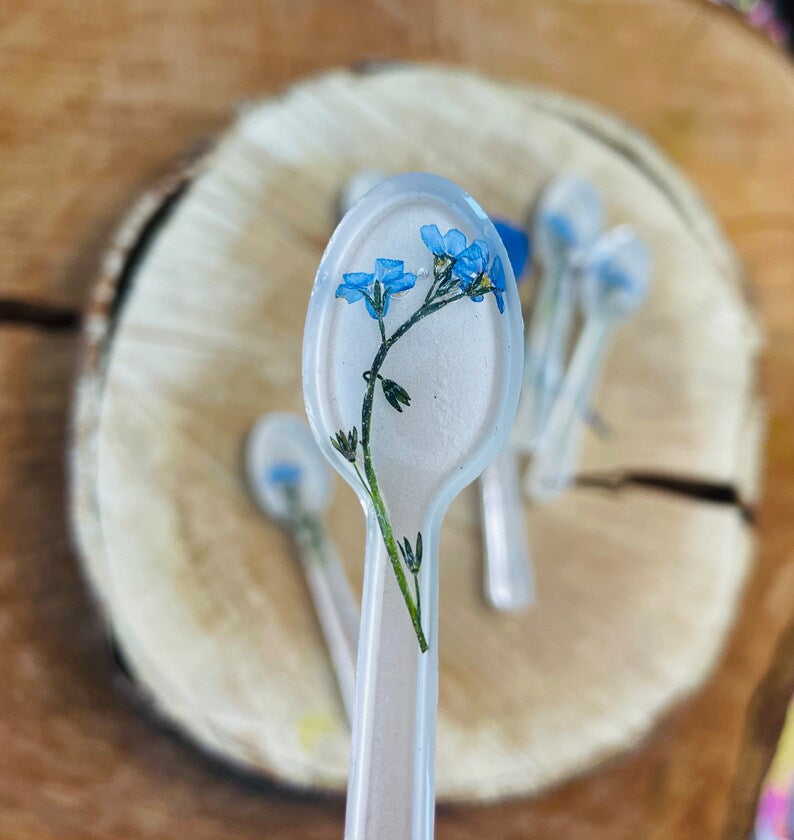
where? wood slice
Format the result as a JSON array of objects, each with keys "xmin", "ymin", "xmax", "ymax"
[{"xmin": 69, "ymin": 66, "xmax": 761, "ymax": 802}]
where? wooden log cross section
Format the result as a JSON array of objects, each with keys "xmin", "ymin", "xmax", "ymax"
[
  {"xmin": 2, "ymin": 3, "xmax": 794, "ymax": 839},
  {"xmin": 70, "ymin": 65, "xmax": 762, "ymax": 803}
]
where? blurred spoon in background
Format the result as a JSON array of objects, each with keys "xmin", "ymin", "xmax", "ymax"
[
  {"xmin": 524, "ymin": 175, "xmax": 604, "ymax": 447},
  {"xmin": 527, "ymin": 225, "xmax": 651, "ymax": 501},
  {"xmin": 246, "ymin": 412, "xmax": 359, "ymax": 722}
]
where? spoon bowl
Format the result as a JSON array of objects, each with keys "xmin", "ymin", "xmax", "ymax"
[
  {"xmin": 339, "ymin": 169, "xmax": 389, "ymax": 218},
  {"xmin": 534, "ymin": 175, "xmax": 604, "ymax": 258},
  {"xmin": 338, "ymin": 171, "xmax": 534, "ymax": 618},
  {"xmin": 304, "ymin": 172, "xmax": 523, "ymax": 840},
  {"xmin": 245, "ymin": 412, "xmax": 359, "ymax": 721},
  {"xmin": 581, "ymin": 224, "xmax": 651, "ymax": 321},
  {"xmin": 306, "ymin": 174, "xmax": 523, "ymax": 524},
  {"xmin": 246, "ymin": 412, "xmax": 332, "ymax": 520}
]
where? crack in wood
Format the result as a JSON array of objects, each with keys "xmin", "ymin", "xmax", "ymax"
[
  {"xmin": 107, "ymin": 181, "xmax": 190, "ymax": 336},
  {"xmin": 0, "ymin": 297, "xmax": 80, "ymax": 331},
  {"xmin": 576, "ymin": 471, "xmax": 754, "ymax": 521}
]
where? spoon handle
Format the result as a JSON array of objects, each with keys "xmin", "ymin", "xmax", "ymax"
[
  {"xmin": 345, "ymin": 515, "xmax": 439, "ymax": 840},
  {"xmin": 527, "ymin": 318, "xmax": 610, "ymax": 501},
  {"xmin": 292, "ymin": 515, "xmax": 359, "ymax": 723},
  {"xmin": 525, "ymin": 258, "xmax": 576, "ymax": 446},
  {"xmin": 480, "ymin": 448, "xmax": 534, "ymax": 611}
]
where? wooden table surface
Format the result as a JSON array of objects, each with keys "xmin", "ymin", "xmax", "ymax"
[{"xmin": 2, "ymin": 1, "xmax": 794, "ymax": 838}]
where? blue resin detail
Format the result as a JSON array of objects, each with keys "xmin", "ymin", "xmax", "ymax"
[
  {"xmin": 266, "ymin": 461, "xmax": 303, "ymax": 486},
  {"xmin": 492, "ymin": 217, "xmax": 530, "ymax": 280}
]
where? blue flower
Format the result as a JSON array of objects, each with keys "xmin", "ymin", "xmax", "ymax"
[
  {"xmin": 266, "ymin": 461, "xmax": 303, "ymax": 486},
  {"xmin": 492, "ymin": 217, "xmax": 531, "ymax": 281},
  {"xmin": 452, "ymin": 239, "xmax": 507, "ymax": 313},
  {"xmin": 336, "ymin": 258, "xmax": 416, "ymax": 319},
  {"xmin": 488, "ymin": 255, "xmax": 507, "ymax": 313},
  {"xmin": 420, "ymin": 225, "xmax": 467, "ymax": 260},
  {"xmin": 453, "ymin": 239, "xmax": 490, "ymax": 294}
]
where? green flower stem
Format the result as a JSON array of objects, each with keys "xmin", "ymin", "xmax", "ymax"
[
  {"xmin": 355, "ymin": 274, "xmax": 497, "ymax": 652},
  {"xmin": 424, "ymin": 258, "xmax": 452, "ymax": 304},
  {"xmin": 353, "ymin": 462, "xmax": 372, "ymax": 498},
  {"xmin": 284, "ymin": 485, "xmax": 327, "ymax": 566},
  {"xmin": 358, "ymin": 286, "xmax": 474, "ymax": 652},
  {"xmin": 360, "ymin": 335, "xmax": 429, "ymax": 653}
]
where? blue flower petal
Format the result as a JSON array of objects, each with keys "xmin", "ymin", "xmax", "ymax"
[
  {"xmin": 364, "ymin": 296, "xmax": 377, "ymax": 319},
  {"xmin": 493, "ymin": 289, "xmax": 505, "ymax": 313},
  {"xmin": 454, "ymin": 248, "xmax": 478, "ymax": 274},
  {"xmin": 364, "ymin": 293, "xmax": 390, "ymax": 319},
  {"xmin": 459, "ymin": 239, "xmax": 489, "ymax": 272},
  {"xmin": 385, "ymin": 271, "xmax": 416, "ymax": 294},
  {"xmin": 493, "ymin": 218, "xmax": 530, "ymax": 280},
  {"xmin": 341, "ymin": 271, "xmax": 374, "ymax": 289},
  {"xmin": 454, "ymin": 240, "xmax": 490, "ymax": 289},
  {"xmin": 470, "ymin": 294, "xmax": 484, "ymax": 302},
  {"xmin": 443, "ymin": 228, "xmax": 467, "ymax": 258},
  {"xmin": 336, "ymin": 283, "xmax": 366, "ymax": 303},
  {"xmin": 489, "ymin": 255, "xmax": 506, "ymax": 292},
  {"xmin": 374, "ymin": 258, "xmax": 404, "ymax": 284},
  {"xmin": 474, "ymin": 239, "xmax": 490, "ymax": 264},
  {"xmin": 420, "ymin": 224, "xmax": 446, "ymax": 256}
]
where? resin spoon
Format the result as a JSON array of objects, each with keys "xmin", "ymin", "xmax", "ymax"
[
  {"xmin": 477, "ymin": 218, "xmax": 534, "ymax": 611},
  {"xmin": 485, "ymin": 178, "xmax": 602, "ymax": 611},
  {"xmin": 245, "ymin": 412, "xmax": 359, "ymax": 721},
  {"xmin": 479, "ymin": 444, "xmax": 534, "ymax": 610},
  {"xmin": 304, "ymin": 173, "xmax": 523, "ymax": 840},
  {"xmin": 339, "ymin": 169, "xmax": 389, "ymax": 217},
  {"xmin": 524, "ymin": 175, "xmax": 604, "ymax": 447},
  {"xmin": 527, "ymin": 225, "xmax": 650, "ymax": 501},
  {"xmin": 339, "ymin": 172, "xmax": 534, "ymax": 614}
]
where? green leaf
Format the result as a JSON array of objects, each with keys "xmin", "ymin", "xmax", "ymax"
[
  {"xmin": 384, "ymin": 390, "xmax": 403, "ymax": 412},
  {"xmin": 381, "ymin": 378, "xmax": 411, "ymax": 412},
  {"xmin": 330, "ymin": 428, "xmax": 358, "ymax": 462},
  {"xmin": 398, "ymin": 535, "xmax": 421, "ymax": 574}
]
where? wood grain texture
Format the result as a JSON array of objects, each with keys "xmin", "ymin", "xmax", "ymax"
[
  {"xmin": 2, "ymin": 1, "xmax": 794, "ymax": 838},
  {"xmin": 69, "ymin": 66, "xmax": 759, "ymax": 804}
]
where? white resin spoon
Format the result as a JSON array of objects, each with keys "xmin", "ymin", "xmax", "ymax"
[
  {"xmin": 524, "ymin": 175, "xmax": 604, "ymax": 447},
  {"xmin": 477, "ymin": 218, "xmax": 535, "ymax": 612},
  {"xmin": 527, "ymin": 225, "xmax": 650, "ymax": 501},
  {"xmin": 245, "ymin": 412, "xmax": 359, "ymax": 721},
  {"xmin": 479, "ymin": 445, "xmax": 534, "ymax": 610},
  {"xmin": 340, "ymin": 172, "xmax": 534, "ymax": 613},
  {"xmin": 339, "ymin": 169, "xmax": 389, "ymax": 217},
  {"xmin": 480, "ymin": 179, "xmax": 601, "ymax": 612},
  {"xmin": 304, "ymin": 173, "xmax": 523, "ymax": 840}
]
